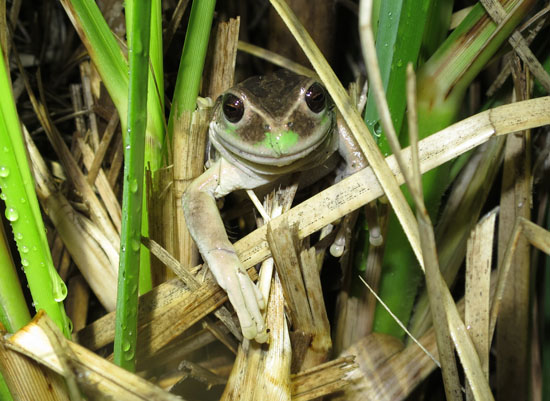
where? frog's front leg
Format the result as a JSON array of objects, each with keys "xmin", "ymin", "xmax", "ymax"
[{"xmin": 182, "ymin": 158, "xmax": 272, "ymax": 342}]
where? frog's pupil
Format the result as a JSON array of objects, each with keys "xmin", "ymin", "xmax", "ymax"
[
  {"xmin": 305, "ymin": 83, "xmax": 326, "ymax": 113},
  {"xmin": 223, "ymin": 94, "xmax": 245, "ymax": 123}
]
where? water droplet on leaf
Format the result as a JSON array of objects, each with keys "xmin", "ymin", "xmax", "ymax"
[
  {"xmin": 130, "ymin": 179, "xmax": 138, "ymax": 193},
  {"xmin": 5, "ymin": 207, "xmax": 19, "ymax": 221}
]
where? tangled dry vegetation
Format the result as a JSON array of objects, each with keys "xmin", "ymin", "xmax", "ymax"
[{"xmin": 1, "ymin": 0, "xmax": 550, "ymax": 400}]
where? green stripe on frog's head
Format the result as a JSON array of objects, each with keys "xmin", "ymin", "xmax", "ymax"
[{"xmin": 258, "ymin": 130, "xmax": 299, "ymax": 156}]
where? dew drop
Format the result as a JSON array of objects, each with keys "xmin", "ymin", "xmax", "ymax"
[
  {"xmin": 15, "ymin": 232, "xmax": 23, "ymax": 240},
  {"xmin": 5, "ymin": 207, "xmax": 19, "ymax": 222},
  {"xmin": 54, "ymin": 282, "xmax": 68, "ymax": 302},
  {"xmin": 21, "ymin": 258, "xmax": 29, "ymax": 267},
  {"xmin": 125, "ymin": 144, "xmax": 131, "ymax": 150},
  {"xmin": 0, "ymin": 166, "xmax": 9, "ymax": 178},
  {"xmin": 122, "ymin": 341, "xmax": 131, "ymax": 352},
  {"xmin": 129, "ymin": 179, "xmax": 138, "ymax": 193},
  {"xmin": 0, "ymin": 193, "xmax": 6, "ymax": 200},
  {"xmin": 131, "ymin": 238, "xmax": 140, "ymax": 251},
  {"xmin": 21, "ymin": 245, "xmax": 29, "ymax": 254},
  {"xmin": 124, "ymin": 349, "xmax": 135, "ymax": 361},
  {"xmin": 372, "ymin": 122, "xmax": 382, "ymax": 138}
]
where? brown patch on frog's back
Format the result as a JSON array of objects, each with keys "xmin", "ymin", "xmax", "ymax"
[{"xmin": 239, "ymin": 70, "xmax": 310, "ymax": 118}]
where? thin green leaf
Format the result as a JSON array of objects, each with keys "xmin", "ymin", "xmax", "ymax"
[
  {"xmin": 113, "ymin": 0, "xmax": 152, "ymax": 371},
  {"xmin": 0, "ymin": 45, "xmax": 70, "ymax": 337}
]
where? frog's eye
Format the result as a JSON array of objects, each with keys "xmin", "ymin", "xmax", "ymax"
[
  {"xmin": 222, "ymin": 94, "xmax": 245, "ymax": 123},
  {"xmin": 305, "ymin": 83, "xmax": 326, "ymax": 113}
]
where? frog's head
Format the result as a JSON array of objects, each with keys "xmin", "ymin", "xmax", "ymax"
[{"xmin": 210, "ymin": 69, "xmax": 335, "ymax": 167}]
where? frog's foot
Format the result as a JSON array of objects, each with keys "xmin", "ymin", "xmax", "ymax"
[{"xmin": 207, "ymin": 249, "xmax": 268, "ymax": 343}]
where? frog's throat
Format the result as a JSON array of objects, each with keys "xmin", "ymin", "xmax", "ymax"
[{"xmin": 209, "ymin": 126, "xmax": 339, "ymax": 176}]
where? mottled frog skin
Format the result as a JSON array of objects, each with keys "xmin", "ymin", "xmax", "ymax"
[{"xmin": 182, "ymin": 70, "xmax": 365, "ymax": 342}]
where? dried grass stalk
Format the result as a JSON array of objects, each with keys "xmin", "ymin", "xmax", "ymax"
[
  {"xmin": 5, "ymin": 312, "xmax": 182, "ymax": 401},
  {"xmin": 221, "ymin": 274, "xmax": 291, "ymax": 401},
  {"xmin": 173, "ymin": 108, "xmax": 209, "ymax": 269},
  {"xmin": 25, "ymin": 127, "xmax": 118, "ymax": 311},
  {"xmin": 267, "ymin": 219, "xmax": 331, "ymax": 371},
  {"xmin": 480, "ymin": 0, "xmax": 550, "ymax": 92},
  {"xmin": 496, "ymin": 60, "xmax": 532, "ymax": 399},
  {"xmin": 465, "ymin": 209, "xmax": 496, "ymax": 400},
  {"xmin": 409, "ymin": 136, "xmax": 505, "ymax": 339},
  {"xmin": 291, "ymin": 356, "xmax": 358, "ymax": 401},
  {"xmin": 203, "ymin": 17, "xmax": 240, "ymax": 99},
  {"xmin": 0, "ymin": 325, "xmax": 69, "ymax": 401},
  {"xmin": 148, "ymin": 165, "xmax": 176, "ymax": 284},
  {"xmin": 76, "ymin": 137, "xmax": 122, "ymax": 232},
  {"xmin": 65, "ymin": 275, "xmax": 90, "ymax": 333},
  {"xmin": 76, "ymin": 274, "xmax": 233, "ymax": 360}
]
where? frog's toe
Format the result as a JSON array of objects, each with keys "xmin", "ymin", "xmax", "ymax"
[
  {"xmin": 241, "ymin": 322, "xmax": 258, "ymax": 340},
  {"xmin": 253, "ymin": 282, "xmax": 265, "ymax": 310},
  {"xmin": 255, "ymin": 327, "xmax": 269, "ymax": 343}
]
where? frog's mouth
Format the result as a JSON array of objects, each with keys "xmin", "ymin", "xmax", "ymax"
[{"xmin": 210, "ymin": 122, "xmax": 338, "ymax": 175}]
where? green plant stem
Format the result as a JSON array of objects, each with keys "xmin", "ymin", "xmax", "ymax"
[
  {"xmin": 0, "ymin": 222, "xmax": 30, "ymax": 333},
  {"xmin": 0, "ymin": 44, "xmax": 70, "ymax": 338},
  {"xmin": 168, "ymin": 0, "xmax": 216, "ymax": 127},
  {"xmin": 113, "ymin": 0, "xmax": 152, "ymax": 371},
  {"xmin": 138, "ymin": 0, "xmax": 164, "ymax": 295}
]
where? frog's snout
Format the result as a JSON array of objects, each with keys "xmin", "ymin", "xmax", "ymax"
[{"xmin": 260, "ymin": 128, "xmax": 300, "ymax": 157}]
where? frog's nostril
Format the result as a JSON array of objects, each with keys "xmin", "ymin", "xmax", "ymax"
[
  {"xmin": 287, "ymin": 121, "xmax": 294, "ymax": 129},
  {"xmin": 264, "ymin": 124, "xmax": 271, "ymax": 131}
]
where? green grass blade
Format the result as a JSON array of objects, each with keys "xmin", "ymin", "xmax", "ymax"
[
  {"xmin": 168, "ymin": 0, "xmax": 216, "ymax": 126},
  {"xmin": 363, "ymin": 0, "xmax": 432, "ymax": 156},
  {"xmin": 0, "ymin": 222, "xmax": 30, "ymax": 333},
  {"xmin": 373, "ymin": 0, "xmax": 536, "ymax": 338},
  {"xmin": 113, "ymin": 0, "xmax": 152, "ymax": 372},
  {"xmin": 420, "ymin": 0, "xmax": 454, "ymax": 60},
  {"xmin": 0, "ymin": 45, "xmax": 70, "ymax": 338},
  {"xmin": 359, "ymin": 0, "xmax": 441, "ymax": 338},
  {"xmin": 62, "ymin": 0, "xmax": 128, "ymax": 116}
]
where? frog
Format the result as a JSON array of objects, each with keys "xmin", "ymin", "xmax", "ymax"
[{"xmin": 182, "ymin": 69, "xmax": 366, "ymax": 343}]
